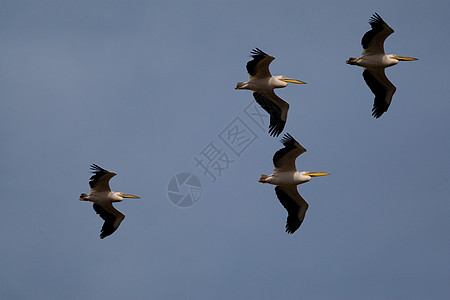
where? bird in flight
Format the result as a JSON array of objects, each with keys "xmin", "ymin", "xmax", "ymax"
[
  {"xmin": 80, "ymin": 164, "xmax": 140, "ymax": 239},
  {"xmin": 347, "ymin": 13, "xmax": 418, "ymax": 118},
  {"xmin": 259, "ymin": 133, "xmax": 329, "ymax": 233},
  {"xmin": 236, "ymin": 48, "xmax": 306, "ymax": 136}
]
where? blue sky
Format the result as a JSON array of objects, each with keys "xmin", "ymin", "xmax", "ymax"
[{"xmin": 1, "ymin": 1, "xmax": 449, "ymax": 299}]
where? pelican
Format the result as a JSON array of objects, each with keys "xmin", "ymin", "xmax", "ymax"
[
  {"xmin": 236, "ymin": 48, "xmax": 306, "ymax": 136},
  {"xmin": 259, "ymin": 133, "xmax": 329, "ymax": 233},
  {"xmin": 347, "ymin": 13, "xmax": 418, "ymax": 118},
  {"xmin": 79, "ymin": 164, "xmax": 140, "ymax": 239}
]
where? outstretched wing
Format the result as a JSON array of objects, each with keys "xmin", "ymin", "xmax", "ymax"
[
  {"xmin": 272, "ymin": 133, "xmax": 306, "ymax": 172},
  {"xmin": 89, "ymin": 164, "xmax": 116, "ymax": 193},
  {"xmin": 361, "ymin": 13, "xmax": 394, "ymax": 55},
  {"xmin": 275, "ymin": 186, "xmax": 309, "ymax": 234},
  {"xmin": 253, "ymin": 90, "xmax": 289, "ymax": 137},
  {"xmin": 246, "ymin": 48, "xmax": 275, "ymax": 79},
  {"xmin": 93, "ymin": 202, "xmax": 125, "ymax": 239},
  {"xmin": 362, "ymin": 69, "xmax": 396, "ymax": 118}
]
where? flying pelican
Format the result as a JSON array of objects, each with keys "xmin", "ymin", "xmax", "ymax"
[
  {"xmin": 259, "ymin": 133, "xmax": 329, "ymax": 234},
  {"xmin": 347, "ymin": 13, "xmax": 418, "ymax": 118},
  {"xmin": 236, "ymin": 48, "xmax": 306, "ymax": 136},
  {"xmin": 80, "ymin": 164, "xmax": 140, "ymax": 239}
]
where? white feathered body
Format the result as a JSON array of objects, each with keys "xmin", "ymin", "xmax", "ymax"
[
  {"xmin": 236, "ymin": 75, "xmax": 288, "ymax": 91},
  {"xmin": 259, "ymin": 171, "xmax": 312, "ymax": 186}
]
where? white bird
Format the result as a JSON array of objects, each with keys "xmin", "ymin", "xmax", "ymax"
[
  {"xmin": 347, "ymin": 13, "xmax": 418, "ymax": 118},
  {"xmin": 259, "ymin": 133, "xmax": 329, "ymax": 234},
  {"xmin": 236, "ymin": 48, "xmax": 306, "ymax": 136},
  {"xmin": 80, "ymin": 164, "xmax": 140, "ymax": 239}
]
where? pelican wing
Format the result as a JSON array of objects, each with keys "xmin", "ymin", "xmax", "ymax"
[
  {"xmin": 273, "ymin": 133, "xmax": 306, "ymax": 172},
  {"xmin": 275, "ymin": 186, "xmax": 309, "ymax": 234},
  {"xmin": 363, "ymin": 69, "xmax": 396, "ymax": 118},
  {"xmin": 246, "ymin": 48, "xmax": 274, "ymax": 79},
  {"xmin": 93, "ymin": 203, "xmax": 125, "ymax": 239},
  {"xmin": 89, "ymin": 164, "xmax": 116, "ymax": 193},
  {"xmin": 253, "ymin": 90, "xmax": 289, "ymax": 137},
  {"xmin": 361, "ymin": 13, "xmax": 394, "ymax": 55}
]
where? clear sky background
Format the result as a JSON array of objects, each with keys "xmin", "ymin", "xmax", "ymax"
[{"xmin": 1, "ymin": 1, "xmax": 449, "ymax": 299}]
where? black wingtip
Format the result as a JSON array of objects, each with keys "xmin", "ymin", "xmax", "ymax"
[
  {"xmin": 90, "ymin": 164, "xmax": 108, "ymax": 173},
  {"xmin": 268, "ymin": 122, "xmax": 285, "ymax": 137},
  {"xmin": 250, "ymin": 47, "xmax": 268, "ymax": 57},
  {"xmin": 280, "ymin": 133, "xmax": 296, "ymax": 145},
  {"xmin": 285, "ymin": 227, "xmax": 297, "ymax": 234},
  {"xmin": 90, "ymin": 164, "xmax": 101, "ymax": 171},
  {"xmin": 371, "ymin": 107, "xmax": 386, "ymax": 118},
  {"xmin": 285, "ymin": 216, "xmax": 302, "ymax": 234},
  {"xmin": 369, "ymin": 13, "xmax": 384, "ymax": 26}
]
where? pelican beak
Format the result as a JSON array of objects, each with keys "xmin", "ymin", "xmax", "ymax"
[
  {"xmin": 392, "ymin": 56, "xmax": 418, "ymax": 61},
  {"xmin": 280, "ymin": 78, "xmax": 307, "ymax": 84},
  {"xmin": 304, "ymin": 172, "xmax": 330, "ymax": 177},
  {"xmin": 122, "ymin": 194, "xmax": 141, "ymax": 199}
]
